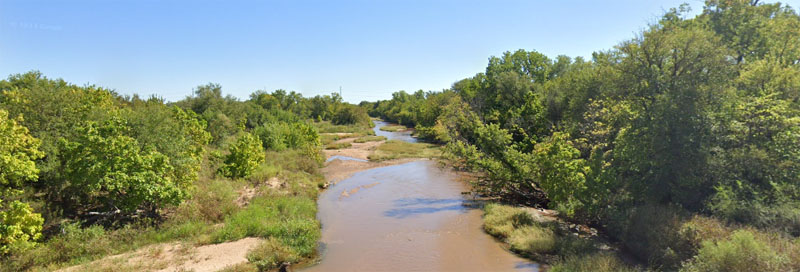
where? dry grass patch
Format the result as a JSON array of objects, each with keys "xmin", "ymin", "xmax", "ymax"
[
  {"xmin": 378, "ymin": 125, "xmax": 407, "ymax": 132},
  {"xmin": 367, "ymin": 140, "xmax": 440, "ymax": 161},
  {"xmin": 325, "ymin": 142, "xmax": 352, "ymax": 150},
  {"xmin": 353, "ymin": 135, "xmax": 386, "ymax": 143}
]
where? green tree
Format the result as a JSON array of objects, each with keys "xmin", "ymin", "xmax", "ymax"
[
  {"xmin": 219, "ymin": 132, "xmax": 265, "ymax": 179},
  {"xmin": 59, "ymin": 117, "xmax": 187, "ymax": 214},
  {"xmin": 0, "ymin": 109, "xmax": 44, "ymax": 254}
]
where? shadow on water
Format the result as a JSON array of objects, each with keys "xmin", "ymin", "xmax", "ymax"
[
  {"xmin": 384, "ymin": 204, "xmax": 467, "ymax": 219},
  {"xmin": 384, "ymin": 197, "xmax": 481, "ymax": 218},
  {"xmin": 304, "ymin": 125, "xmax": 538, "ymax": 272}
]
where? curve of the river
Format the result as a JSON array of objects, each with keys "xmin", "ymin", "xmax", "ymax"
[{"xmin": 303, "ymin": 122, "xmax": 538, "ymax": 272}]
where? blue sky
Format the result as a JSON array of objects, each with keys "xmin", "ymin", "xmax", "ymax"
[{"xmin": 1, "ymin": 0, "xmax": 796, "ymax": 103}]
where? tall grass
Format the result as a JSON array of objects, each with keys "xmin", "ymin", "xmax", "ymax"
[
  {"xmin": 551, "ymin": 253, "xmax": 637, "ymax": 272},
  {"xmin": 482, "ymin": 203, "xmax": 634, "ymax": 269},
  {"xmin": 211, "ymin": 196, "xmax": 320, "ymax": 258}
]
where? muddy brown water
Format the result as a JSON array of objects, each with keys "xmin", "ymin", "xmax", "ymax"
[{"xmin": 302, "ymin": 123, "xmax": 538, "ymax": 272}]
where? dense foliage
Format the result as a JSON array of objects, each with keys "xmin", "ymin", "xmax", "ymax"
[
  {"xmin": 218, "ymin": 132, "xmax": 266, "ymax": 179},
  {"xmin": 0, "ymin": 67, "xmax": 370, "ymax": 270},
  {"xmin": 0, "ymin": 109, "xmax": 44, "ymax": 254},
  {"xmin": 366, "ymin": 0, "xmax": 800, "ymax": 269}
]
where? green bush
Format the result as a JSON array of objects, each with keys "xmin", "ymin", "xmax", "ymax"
[
  {"xmin": 253, "ymin": 122, "xmax": 320, "ymax": 152},
  {"xmin": 219, "ymin": 132, "xmax": 265, "ymax": 179},
  {"xmin": 331, "ymin": 105, "xmax": 370, "ymax": 126},
  {"xmin": 0, "ymin": 109, "xmax": 44, "ymax": 255},
  {"xmin": 681, "ymin": 230, "xmax": 788, "ymax": 272}
]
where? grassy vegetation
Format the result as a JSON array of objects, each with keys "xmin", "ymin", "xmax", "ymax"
[
  {"xmin": 482, "ymin": 203, "xmax": 635, "ymax": 270},
  {"xmin": 483, "ymin": 202, "xmax": 800, "ymax": 272},
  {"xmin": 320, "ymin": 134, "xmax": 341, "ymax": 145},
  {"xmin": 324, "ymin": 142, "xmax": 352, "ymax": 150},
  {"xmin": 211, "ymin": 195, "xmax": 319, "ymax": 256},
  {"xmin": 247, "ymin": 238, "xmax": 303, "ymax": 271},
  {"xmin": 550, "ymin": 253, "xmax": 636, "ymax": 272},
  {"xmin": 378, "ymin": 124, "xmax": 406, "ymax": 132},
  {"xmin": 1, "ymin": 149, "xmax": 324, "ymax": 272},
  {"xmin": 367, "ymin": 140, "xmax": 440, "ymax": 161},
  {"xmin": 353, "ymin": 135, "xmax": 386, "ymax": 143}
]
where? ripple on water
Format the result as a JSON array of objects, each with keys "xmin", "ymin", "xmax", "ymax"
[{"xmin": 303, "ymin": 160, "xmax": 538, "ymax": 272}]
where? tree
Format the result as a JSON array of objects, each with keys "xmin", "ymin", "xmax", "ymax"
[
  {"xmin": 59, "ymin": 117, "xmax": 187, "ymax": 215},
  {"xmin": 0, "ymin": 109, "xmax": 44, "ymax": 254},
  {"xmin": 219, "ymin": 132, "xmax": 265, "ymax": 179}
]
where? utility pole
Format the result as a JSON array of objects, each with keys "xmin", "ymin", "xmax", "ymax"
[{"xmin": 339, "ymin": 86, "xmax": 342, "ymax": 97}]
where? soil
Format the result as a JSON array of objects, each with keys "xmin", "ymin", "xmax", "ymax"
[{"xmin": 58, "ymin": 238, "xmax": 263, "ymax": 272}]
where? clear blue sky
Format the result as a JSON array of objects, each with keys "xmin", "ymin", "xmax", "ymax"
[{"xmin": 1, "ymin": 0, "xmax": 796, "ymax": 103}]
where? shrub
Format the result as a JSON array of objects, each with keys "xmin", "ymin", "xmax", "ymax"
[
  {"xmin": 253, "ymin": 122, "xmax": 320, "ymax": 152},
  {"xmin": 331, "ymin": 105, "xmax": 370, "ymax": 126},
  {"xmin": 172, "ymin": 178, "xmax": 239, "ymax": 223},
  {"xmin": 219, "ymin": 132, "xmax": 265, "ymax": 179},
  {"xmin": 681, "ymin": 230, "xmax": 788, "ymax": 272},
  {"xmin": 609, "ymin": 204, "xmax": 692, "ymax": 269}
]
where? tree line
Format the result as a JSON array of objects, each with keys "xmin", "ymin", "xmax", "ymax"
[
  {"xmin": 364, "ymin": 1, "xmax": 800, "ymax": 270},
  {"xmin": 0, "ymin": 72, "xmax": 368, "ymax": 256}
]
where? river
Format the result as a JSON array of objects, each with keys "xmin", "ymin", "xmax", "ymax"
[{"xmin": 302, "ymin": 122, "xmax": 538, "ymax": 272}]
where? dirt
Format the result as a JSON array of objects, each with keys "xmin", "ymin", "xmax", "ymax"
[
  {"xmin": 322, "ymin": 138, "xmax": 383, "ymax": 161},
  {"xmin": 58, "ymin": 238, "xmax": 263, "ymax": 272}
]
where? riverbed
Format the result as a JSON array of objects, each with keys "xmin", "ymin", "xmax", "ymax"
[{"xmin": 303, "ymin": 122, "xmax": 537, "ymax": 272}]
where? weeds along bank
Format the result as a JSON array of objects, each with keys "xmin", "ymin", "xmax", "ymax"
[
  {"xmin": 0, "ymin": 73, "xmax": 372, "ymax": 271},
  {"xmin": 364, "ymin": 1, "xmax": 800, "ymax": 270}
]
